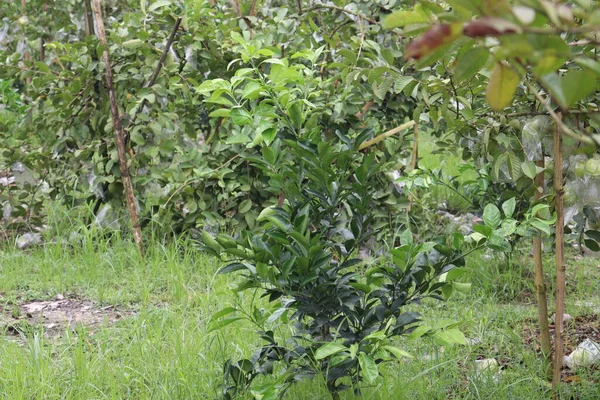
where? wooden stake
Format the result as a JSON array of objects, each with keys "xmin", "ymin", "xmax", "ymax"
[
  {"xmin": 533, "ymin": 157, "xmax": 552, "ymax": 364},
  {"xmin": 91, "ymin": 0, "xmax": 145, "ymax": 257},
  {"xmin": 552, "ymin": 115, "xmax": 565, "ymax": 395}
]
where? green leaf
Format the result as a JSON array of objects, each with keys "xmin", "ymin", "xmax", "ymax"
[
  {"xmin": 287, "ymin": 101, "xmax": 303, "ymax": 130},
  {"xmin": 383, "ymin": 10, "xmax": 430, "ymax": 29},
  {"xmin": 230, "ymin": 108, "xmax": 253, "ymax": 126},
  {"xmin": 207, "ymin": 317, "xmax": 243, "ymax": 332},
  {"xmin": 314, "ymin": 342, "xmax": 346, "ymax": 360},
  {"xmin": 521, "ymin": 161, "xmax": 537, "ymax": 180},
  {"xmin": 209, "ymin": 109, "xmax": 230, "ymax": 118},
  {"xmin": 483, "ymin": 204, "xmax": 502, "ymax": 229},
  {"xmin": 486, "ymin": 63, "xmax": 519, "ymax": 111},
  {"xmin": 382, "ymin": 345, "xmax": 413, "ymax": 360},
  {"xmin": 210, "ymin": 307, "xmax": 237, "ymax": 321},
  {"xmin": 454, "ymin": 47, "xmax": 489, "ymax": 82},
  {"xmin": 238, "ymin": 199, "xmax": 253, "ymax": 214},
  {"xmin": 584, "ymin": 239, "xmax": 600, "ymax": 252},
  {"xmin": 201, "ymin": 230, "xmax": 221, "ymax": 253},
  {"xmin": 540, "ymin": 70, "xmax": 598, "ymax": 110},
  {"xmin": 123, "ymin": 39, "xmax": 144, "ymax": 49},
  {"xmin": 394, "ymin": 76, "xmax": 415, "ymax": 93},
  {"xmin": 585, "ymin": 230, "xmax": 600, "ymax": 242},
  {"xmin": 226, "ymin": 133, "xmax": 251, "ymax": 144},
  {"xmin": 433, "ymin": 328, "xmax": 467, "ymax": 346},
  {"xmin": 574, "ymin": 57, "xmax": 600, "ymax": 76},
  {"xmin": 501, "ymin": 198, "xmax": 516, "ymax": 218},
  {"xmin": 358, "ymin": 353, "xmax": 379, "ymax": 383},
  {"xmin": 530, "ymin": 219, "xmax": 553, "ymax": 235},
  {"xmin": 148, "ymin": 0, "xmax": 171, "ymax": 12},
  {"xmin": 507, "ymin": 151, "xmax": 522, "ymax": 181}
]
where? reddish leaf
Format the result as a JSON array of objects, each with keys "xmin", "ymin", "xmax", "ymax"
[
  {"xmin": 404, "ymin": 24, "xmax": 457, "ymax": 60},
  {"xmin": 463, "ymin": 17, "xmax": 521, "ymax": 37}
]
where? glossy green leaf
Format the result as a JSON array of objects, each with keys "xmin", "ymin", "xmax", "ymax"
[
  {"xmin": 483, "ymin": 204, "xmax": 502, "ymax": 229},
  {"xmin": 314, "ymin": 342, "xmax": 347, "ymax": 360},
  {"xmin": 501, "ymin": 198, "xmax": 516, "ymax": 218},
  {"xmin": 358, "ymin": 353, "xmax": 379, "ymax": 383}
]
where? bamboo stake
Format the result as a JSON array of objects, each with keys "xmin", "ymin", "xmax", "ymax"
[
  {"xmin": 91, "ymin": 0, "xmax": 145, "ymax": 257},
  {"xmin": 358, "ymin": 120, "xmax": 416, "ymax": 150},
  {"xmin": 552, "ymin": 115, "xmax": 565, "ymax": 395},
  {"xmin": 533, "ymin": 157, "xmax": 552, "ymax": 364}
]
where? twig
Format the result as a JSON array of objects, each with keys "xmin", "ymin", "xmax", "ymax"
[
  {"xmin": 128, "ymin": 17, "xmax": 182, "ymax": 128},
  {"xmin": 92, "ymin": 0, "xmax": 145, "ymax": 257},
  {"xmin": 524, "ymin": 26, "xmax": 600, "ymax": 35},
  {"xmin": 521, "ymin": 78, "xmax": 595, "ymax": 145},
  {"xmin": 0, "ymin": 63, "xmax": 69, "ymax": 80},
  {"xmin": 503, "ymin": 109, "xmax": 600, "ymax": 117},
  {"xmin": 358, "ymin": 120, "xmax": 416, "ymax": 150},
  {"xmin": 568, "ymin": 39, "xmax": 600, "ymax": 46},
  {"xmin": 302, "ymin": 5, "xmax": 377, "ymax": 24}
]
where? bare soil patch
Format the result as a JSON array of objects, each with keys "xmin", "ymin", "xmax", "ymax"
[{"xmin": 1, "ymin": 295, "xmax": 134, "ymax": 340}]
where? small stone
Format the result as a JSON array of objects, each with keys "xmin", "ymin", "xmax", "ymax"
[{"xmin": 56, "ymin": 294, "xmax": 64, "ymax": 300}]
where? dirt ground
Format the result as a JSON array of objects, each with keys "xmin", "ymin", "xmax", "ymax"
[{"xmin": 1, "ymin": 295, "xmax": 133, "ymax": 341}]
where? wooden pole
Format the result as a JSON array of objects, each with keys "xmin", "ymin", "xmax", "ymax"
[
  {"xmin": 552, "ymin": 115, "xmax": 565, "ymax": 395},
  {"xmin": 91, "ymin": 0, "xmax": 145, "ymax": 257}
]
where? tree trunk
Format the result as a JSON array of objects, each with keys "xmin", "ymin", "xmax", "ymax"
[
  {"xmin": 533, "ymin": 157, "xmax": 552, "ymax": 366},
  {"xmin": 91, "ymin": 0, "xmax": 145, "ymax": 257},
  {"xmin": 552, "ymin": 116, "xmax": 565, "ymax": 396}
]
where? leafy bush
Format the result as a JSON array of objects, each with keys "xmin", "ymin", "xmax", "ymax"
[{"xmin": 203, "ymin": 135, "xmax": 468, "ymax": 398}]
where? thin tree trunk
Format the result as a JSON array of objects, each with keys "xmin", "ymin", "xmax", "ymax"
[
  {"xmin": 40, "ymin": 2, "xmax": 47, "ymax": 60},
  {"xmin": 411, "ymin": 122, "xmax": 419, "ymax": 170},
  {"xmin": 552, "ymin": 116, "xmax": 565, "ymax": 395},
  {"xmin": 91, "ymin": 0, "xmax": 145, "ymax": 257},
  {"xmin": 21, "ymin": 0, "xmax": 31, "ymax": 85},
  {"xmin": 533, "ymin": 157, "xmax": 552, "ymax": 363},
  {"xmin": 84, "ymin": 0, "xmax": 95, "ymax": 36}
]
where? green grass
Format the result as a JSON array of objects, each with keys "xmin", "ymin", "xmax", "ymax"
[{"xmin": 1, "ymin": 218, "xmax": 600, "ymax": 399}]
